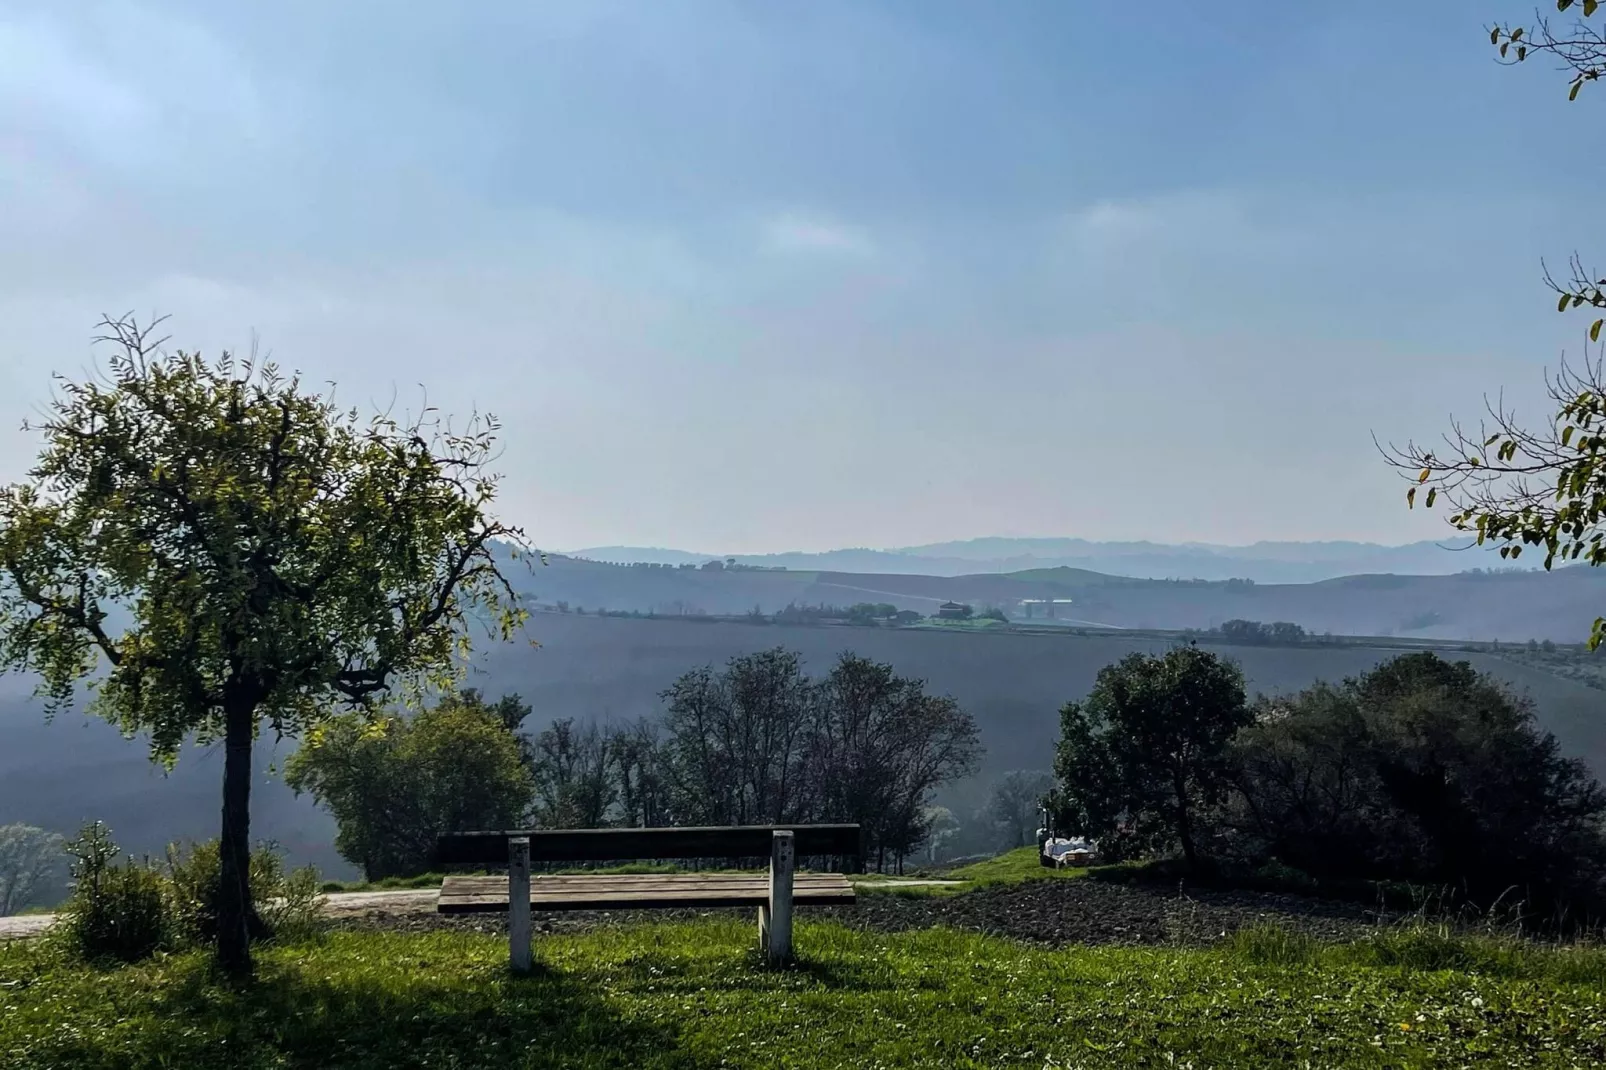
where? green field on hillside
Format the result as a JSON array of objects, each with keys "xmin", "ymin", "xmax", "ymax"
[
  {"xmin": 908, "ymin": 617, "xmax": 1007, "ymax": 631},
  {"xmin": 3, "ymin": 920, "xmax": 1603, "ymax": 1068}
]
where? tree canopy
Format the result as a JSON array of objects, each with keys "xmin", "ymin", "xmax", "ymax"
[
  {"xmin": 1047, "ymin": 646, "xmax": 1249, "ymax": 868},
  {"xmin": 0, "ymin": 316, "xmax": 531, "ymax": 972},
  {"xmin": 1222, "ymin": 653, "xmax": 1606, "ymax": 918},
  {"xmin": 285, "ymin": 690, "xmax": 535, "ymax": 881}
]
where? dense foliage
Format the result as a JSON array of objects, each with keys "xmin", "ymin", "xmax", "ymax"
[
  {"xmin": 1222, "ymin": 653, "xmax": 1606, "ymax": 918},
  {"xmin": 285, "ymin": 691, "xmax": 535, "ymax": 880},
  {"xmin": 1047, "ymin": 647, "xmax": 1250, "ymax": 867},
  {"xmin": 1049, "ymin": 646, "xmax": 1606, "ymax": 921}
]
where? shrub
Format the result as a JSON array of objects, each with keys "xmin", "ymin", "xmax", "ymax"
[
  {"xmin": 285, "ymin": 691, "xmax": 535, "ymax": 881},
  {"xmin": 58, "ymin": 823, "xmax": 170, "ymax": 964},
  {"xmin": 1219, "ymin": 653, "xmax": 1606, "ymax": 925},
  {"xmin": 165, "ymin": 839, "xmax": 324, "ymax": 946}
]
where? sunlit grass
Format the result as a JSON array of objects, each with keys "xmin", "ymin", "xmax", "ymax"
[{"xmin": 6, "ymin": 917, "xmax": 1602, "ymax": 1068}]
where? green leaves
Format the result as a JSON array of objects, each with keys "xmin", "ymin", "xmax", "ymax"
[
  {"xmin": 1585, "ymin": 0, "xmax": 1599, "ymax": 18},
  {"xmin": 0, "ymin": 314, "xmax": 532, "ymax": 762}
]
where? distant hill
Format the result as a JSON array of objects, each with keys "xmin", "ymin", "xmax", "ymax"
[
  {"xmin": 569, "ymin": 537, "xmax": 1515, "ymax": 584},
  {"xmin": 513, "ymin": 552, "xmax": 1592, "ymax": 644}
]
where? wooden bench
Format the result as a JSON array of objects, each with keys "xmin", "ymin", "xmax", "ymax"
[{"xmin": 435, "ymin": 824, "xmax": 863, "ymax": 970}]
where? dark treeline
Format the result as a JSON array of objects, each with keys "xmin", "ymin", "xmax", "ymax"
[
  {"xmin": 1049, "ymin": 648, "xmax": 1606, "ymax": 928},
  {"xmin": 772, "ymin": 602, "xmax": 923, "ymax": 626},
  {"xmin": 1215, "ymin": 619, "xmax": 1307, "ymax": 645},
  {"xmin": 289, "ymin": 648, "xmax": 982, "ymax": 879}
]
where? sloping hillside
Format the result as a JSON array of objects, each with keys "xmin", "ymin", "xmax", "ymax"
[
  {"xmin": 573, "ymin": 537, "xmax": 1498, "ymax": 582},
  {"xmin": 519, "ymin": 554, "xmax": 1606, "ymax": 643},
  {"xmin": 3, "ymin": 614, "xmax": 1602, "ymax": 879}
]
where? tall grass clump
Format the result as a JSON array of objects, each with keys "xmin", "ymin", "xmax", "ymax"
[{"xmin": 1226, "ymin": 922, "xmax": 1319, "ymax": 966}]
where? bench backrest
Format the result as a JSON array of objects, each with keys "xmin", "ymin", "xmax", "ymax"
[{"xmin": 436, "ymin": 824, "xmax": 863, "ymax": 867}]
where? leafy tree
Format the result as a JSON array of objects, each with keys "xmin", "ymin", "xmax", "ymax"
[
  {"xmin": 0, "ymin": 823, "xmax": 65, "ymax": 916},
  {"xmin": 0, "ymin": 316, "xmax": 534, "ymax": 972},
  {"xmin": 285, "ymin": 690, "xmax": 534, "ymax": 880},
  {"xmin": 1391, "ymin": 3, "xmax": 1606, "ymax": 647},
  {"xmin": 1047, "ymin": 647, "xmax": 1249, "ymax": 869},
  {"xmin": 1223, "ymin": 653, "xmax": 1606, "ymax": 916},
  {"xmin": 987, "ymin": 771, "xmax": 1056, "ymax": 849}
]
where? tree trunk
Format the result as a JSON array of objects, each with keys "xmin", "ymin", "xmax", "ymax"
[
  {"xmin": 1173, "ymin": 770, "xmax": 1197, "ymax": 872},
  {"xmin": 218, "ymin": 701, "xmax": 256, "ymax": 976}
]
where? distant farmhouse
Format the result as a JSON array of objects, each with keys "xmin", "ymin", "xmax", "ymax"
[
  {"xmin": 936, "ymin": 601, "xmax": 973, "ymax": 620},
  {"xmin": 1018, "ymin": 598, "xmax": 1075, "ymax": 620}
]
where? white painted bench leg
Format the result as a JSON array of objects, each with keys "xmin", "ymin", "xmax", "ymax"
[
  {"xmin": 767, "ymin": 830, "xmax": 794, "ymax": 965},
  {"xmin": 509, "ymin": 836, "xmax": 532, "ymax": 974}
]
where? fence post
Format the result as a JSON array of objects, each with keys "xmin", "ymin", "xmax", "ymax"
[
  {"xmin": 767, "ymin": 829, "xmax": 794, "ymax": 966},
  {"xmin": 508, "ymin": 835, "xmax": 532, "ymax": 974}
]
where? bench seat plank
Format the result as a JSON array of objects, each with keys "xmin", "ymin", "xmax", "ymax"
[{"xmin": 438, "ymin": 872, "xmax": 856, "ymax": 914}]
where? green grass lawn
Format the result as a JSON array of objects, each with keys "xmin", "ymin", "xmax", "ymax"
[{"xmin": 4, "ymin": 919, "xmax": 1603, "ymax": 1068}]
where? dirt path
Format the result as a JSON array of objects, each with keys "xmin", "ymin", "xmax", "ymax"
[{"xmin": 0, "ymin": 879, "xmax": 964, "ymax": 940}]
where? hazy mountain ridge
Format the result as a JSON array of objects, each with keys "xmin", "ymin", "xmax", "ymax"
[{"xmin": 570, "ymin": 537, "xmax": 1512, "ymax": 584}]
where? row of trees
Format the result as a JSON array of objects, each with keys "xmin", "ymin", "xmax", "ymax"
[
  {"xmin": 1216, "ymin": 619, "xmax": 1307, "ymax": 645},
  {"xmin": 1048, "ymin": 647, "xmax": 1606, "ymax": 920},
  {"xmin": 288, "ymin": 649, "xmax": 983, "ymax": 879}
]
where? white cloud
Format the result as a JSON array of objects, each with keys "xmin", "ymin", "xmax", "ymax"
[{"xmin": 762, "ymin": 213, "xmax": 874, "ymax": 256}]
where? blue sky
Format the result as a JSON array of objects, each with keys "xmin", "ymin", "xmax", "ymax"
[{"xmin": 1, "ymin": 1, "xmax": 1600, "ymax": 553}]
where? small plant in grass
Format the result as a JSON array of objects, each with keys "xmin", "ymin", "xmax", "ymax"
[
  {"xmin": 1227, "ymin": 922, "xmax": 1319, "ymax": 967},
  {"xmin": 58, "ymin": 822, "xmax": 171, "ymax": 964}
]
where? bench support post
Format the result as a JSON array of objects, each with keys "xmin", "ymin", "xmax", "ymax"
[
  {"xmin": 766, "ymin": 829, "xmax": 794, "ymax": 965},
  {"xmin": 508, "ymin": 836, "xmax": 532, "ymax": 974}
]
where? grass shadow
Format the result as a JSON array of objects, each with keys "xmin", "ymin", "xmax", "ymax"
[{"xmin": 17, "ymin": 933, "xmax": 719, "ymax": 1069}]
